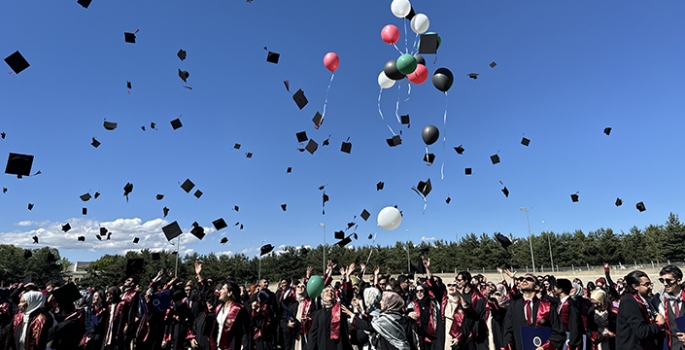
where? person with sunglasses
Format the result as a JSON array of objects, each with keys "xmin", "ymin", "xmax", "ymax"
[
  {"xmin": 652, "ymin": 265, "xmax": 685, "ymax": 350},
  {"xmin": 502, "ymin": 274, "xmax": 566, "ymax": 350},
  {"xmin": 454, "ymin": 270, "xmax": 489, "ymax": 350},
  {"xmin": 616, "ymin": 270, "xmax": 665, "ymax": 350}
]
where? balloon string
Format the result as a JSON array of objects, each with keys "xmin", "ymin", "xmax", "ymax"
[
  {"xmin": 441, "ymin": 91, "xmax": 448, "ymax": 180},
  {"xmin": 321, "ymin": 72, "xmax": 335, "ymax": 121},
  {"xmin": 411, "ymin": 33, "xmax": 419, "ymax": 55},
  {"xmin": 378, "ymin": 88, "xmax": 397, "ymax": 136},
  {"xmin": 393, "ymin": 43, "xmax": 403, "ymax": 55},
  {"xmin": 394, "ymin": 83, "xmax": 402, "ymax": 124},
  {"xmin": 403, "ymin": 81, "xmax": 411, "ymax": 102},
  {"xmin": 404, "ymin": 19, "xmax": 408, "ymax": 54},
  {"xmin": 411, "ymin": 186, "xmax": 429, "ymax": 213}
]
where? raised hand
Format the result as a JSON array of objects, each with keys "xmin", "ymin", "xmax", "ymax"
[
  {"xmin": 360, "ymin": 263, "xmax": 366, "ymax": 271},
  {"xmin": 339, "ymin": 267, "xmax": 347, "ymax": 277},
  {"xmin": 194, "ymin": 260, "xmax": 202, "ymax": 275},
  {"xmin": 604, "ymin": 262, "xmax": 609, "ymax": 269},
  {"xmin": 373, "ymin": 266, "xmax": 380, "ymax": 275},
  {"xmin": 348, "ymin": 263, "xmax": 355, "ymax": 274},
  {"xmin": 422, "ymin": 256, "xmax": 430, "ymax": 268},
  {"xmin": 306, "ymin": 266, "xmax": 313, "ymax": 278}
]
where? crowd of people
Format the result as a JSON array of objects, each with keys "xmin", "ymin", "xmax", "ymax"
[{"xmin": 0, "ymin": 258, "xmax": 684, "ymax": 350}]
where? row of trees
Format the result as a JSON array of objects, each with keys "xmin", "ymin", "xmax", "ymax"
[{"xmin": 2, "ymin": 213, "xmax": 685, "ymax": 287}]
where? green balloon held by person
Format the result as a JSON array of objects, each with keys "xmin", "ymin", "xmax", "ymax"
[
  {"xmin": 307, "ymin": 275, "xmax": 325, "ymax": 298},
  {"xmin": 396, "ymin": 54, "xmax": 417, "ymax": 75}
]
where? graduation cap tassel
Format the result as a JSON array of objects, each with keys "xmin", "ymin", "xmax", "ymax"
[
  {"xmin": 319, "ymin": 72, "xmax": 335, "ymax": 128},
  {"xmin": 378, "ymin": 88, "xmax": 397, "ymax": 136},
  {"xmin": 441, "ymin": 91, "xmax": 448, "ymax": 180}
]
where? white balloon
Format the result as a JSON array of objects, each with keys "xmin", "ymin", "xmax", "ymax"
[
  {"xmin": 378, "ymin": 71, "xmax": 395, "ymax": 89},
  {"xmin": 377, "ymin": 206, "xmax": 402, "ymax": 230},
  {"xmin": 410, "ymin": 14, "xmax": 430, "ymax": 34},
  {"xmin": 390, "ymin": 0, "xmax": 411, "ymax": 18}
]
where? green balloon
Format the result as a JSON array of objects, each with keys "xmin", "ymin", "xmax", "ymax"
[
  {"xmin": 396, "ymin": 54, "xmax": 417, "ymax": 75},
  {"xmin": 307, "ymin": 275, "xmax": 325, "ymax": 298}
]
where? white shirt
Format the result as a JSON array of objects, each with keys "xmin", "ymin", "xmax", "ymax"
[
  {"xmin": 216, "ymin": 304, "xmax": 229, "ymax": 346},
  {"xmin": 558, "ymin": 296, "xmax": 569, "ymax": 313}
]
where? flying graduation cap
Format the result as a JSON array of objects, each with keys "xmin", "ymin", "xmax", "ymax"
[
  {"xmin": 123, "ymin": 183, "xmax": 133, "ymax": 201},
  {"xmin": 500, "ymin": 181, "xmax": 509, "ymax": 198},
  {"xmin": 260, "ymin": 244, "xmax": 274, "ymax": 256},
  {"xmin": 178, "ymin": 69, "xmax": 190, "ymax": 83},
  {"xmin": 490, "ymin": 154, "xmax": 500, "ymax": 165},
  {"xmin": 265, "ymin": 47, "xmax": 280, "ymax": 64},
  {"xmin": 124, "ymin": 32, "xmax": 137, "ymax": 44},
  {"xmin": 213, "ymin": 218, "xmax": 227, "ymax": 230},
  {"xmin": 220, "ymin": 237, "xmax": 229, "ymax": 244},
  {"xmin": 615, "ymin": 198, "xmax": 623, "ymax": 207},
  {"xmin": 418, "ymin": 33, "xmax": 439, "ymax": 54},
  {"xmin": 571, "ymin": 193, "xmax": 579, "ymax": 202},
  {"xmin": 91, "ymin": 138, "xmax": 101, "ymax": 148},
  {"xmin": 521, "ymin": 137, "xmax": 530, "ymax": 146},
  {"xmin": 454, "ymin": 145, "xmax": 465, "ymax": 154},
  {"xmin": 5, "ymin": 153, "xmax": 34, "ymax": 177},
  {"xmin": 604, "ymin": 127, "xmax": 612, "ymax": 135},
  {"xmin": 177, "ymin": 49, "xmax": 187, "ymax": 61},
  {"xmin": 386, "ymin": 135, "xmax": 402, "ymax": 147},
  {"xmin": 180, "ymin": 179, "xmax": 195, "ymax": 193},
  {"xmin": 490, "ymin": 61, "xmax": 497, "ymax": 68},
  {"xmin": 335, "ymin": 235, "xmax": 353, "ymax": 248},
  {"xmin": 28, "ymin": 203, "xmax": 34, "ymax": 210},
  {"xmin": 376, "ymin": 182, "xmax": 385, "ymax": 191},
  {"xmin": 62, "ymin": 223, "xmax": 71, "ymax": 232},
  {"xmin": 4, "ymin": 51, "xmax": 30, "ymax": 74},
  {"xmin": 293, "ymin": 89, "xmax": 308, "ymax": 110},
  {"xmin": 495, "ymin": 233, "xmax": 513, "ymax": 250},
  {"xmin": 636, "ymin": 201, "xmax": 646, "ymax": 212},
  {"xmin": 77, "ymin": 0, "xmax": 92, "ymax": 9},
  {"xmin": 416, "ymin": 178, "xmax": 432, "ymax": 198},
  {"xmin": 190, "ymin": 225, "xmax": 205, "ymax": 240},
  {"xmin": 170, "ymin": 118, "xmax": 183, "ymax": 130},
  {"xmin": 104, "ymin": 120, "xmax": 117, "ymax": 130},
  {"xmin": 162, "ymin": 221, "xmax": 182, "ymax": 241},
  {"xmin": 468, "ymin": 73, "xmax": 479, "ymax": 80}
]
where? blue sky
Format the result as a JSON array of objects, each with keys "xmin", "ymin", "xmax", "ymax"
[{"xmin": 1, "ymin": 1, "xmax": 684, "ymax": 264}]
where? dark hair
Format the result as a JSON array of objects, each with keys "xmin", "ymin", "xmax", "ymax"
[
  {"xmin": 224, "ymin": 281, "xmax": 242, "ymax": 303},
  {"xmin": 625, "ymin": 270, "xmax": 649, "ymax": 294},
  {"xmin": 458, "ymin": 271, "xmax": 472, "ymax": 284},
  {"xmin": 389, "ymin": 280, "xmax": 403, "ymax": 295},
  {"xmin": 659, "ymin": 265, "xmax": 683, "ymax": 280}
]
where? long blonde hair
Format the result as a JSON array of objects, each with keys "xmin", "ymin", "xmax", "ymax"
[{"xmin": 590, "ymin": 289, "xmax": 608, "ymax": 311}]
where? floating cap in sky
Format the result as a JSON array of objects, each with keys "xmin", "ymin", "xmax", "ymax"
[
  {"xmin": 495, "ymin": 233, "xmax": 513, "ymax": 249},
  {"xmin": 4, "ymin": 51, "xmax": 30, "ymax": 74},
  {"xmin": 293, "ymin": 89, "xmax": 308, "ymax": 110},
  {"xmin": 401, "ymin": 115, "xmax": 410, "ymax": 125},
  {"xmin": 286, "ymin": 167, "xmax": 292, "ymax": 173},
  {"xmin": 417, "ymin": 179, "xmax": 432, "ymax": 197},
  {"xmin": 77, "ymin": 236, "xmax": 85, "ymax": 241},
  {"xmin": 423, "ymin": 153, "xmax": 435, "ymax": 164},
  {"xmin": 490, "ymin": 154, "xmax": 500, "ymax": 164},
  {"xmin": 133, "ymin": 237, "xmax": 139, "ymax": 244},
  {"xmin": 260, "ymin": 244, "xmax": 274, "ymax": 256},
  {"xmin": 501, "ymin": 186, "xmax": 509, "ymax": 198},
  {"xmin": 334, "ymin": 230, "xmax": 345, "ymax": 240},
  {"xmin": 376, "ymin": 182, "xmax": 384, "ymax": 191},
  {"xmin": 177, "ymin": 49, "xmax": 186, "ymax": 61},
  {"xmin": 181, "ymin": 179, "xmax": 195, "ymax": 193},
  {"xmin": 178, "ymin": 69, "xmax": 190, "ymax": 83},
  {"xmin": 80, "ymin": 193, "xmax": 91, "ymax": 202},
  {"xmin": 123, "ymin": 183, "xmax": 133, "ymax": 201},
  {"xmin": 234, "ymin": 143, "xmax": 241, "ymax": 150},
  {"xmin": 336, "ymin": 236, "xmax": 352, "ymax": 248},
  {"xmin": 386, "ymin": 135, "xmax": 402, "ymax": 147},
  {"xmin": 32, "ymin": 236, "xmax": 38, "ymax": 244},
  {"xmin": 156, "ymin": 194, "xmax": 164, "ymax": 200},
  {"xmin": 636, "ymin": 201, "xmax": 646, "ymax": 212},
  {"xmin": 194, "ymin": 190, "xmax": 203, "ymax": 199},
  {"xmin": 341, "ymin": 141, "xmax": 352, "ymax": 154},
  {"xmin": 604, "ymin": 127, "xmax": 612, "ymax": 135},
  {"xmin": 5, "ymin": 153, "xmax": 34, "ymax": 177},
  {"xmin": 571, "ymin": 193, "xmax": 579, "ymax": 202},
  {"xmin": 190, "ymin": 226, "xmax": 205, "ymax": 240},
  {"xmin": 104, "ymin": 121, "xmax": 117, "ymax": 130},
  {"xmin": 91, "ymin": 138, "xmax": 101, "ymax": 148},
  {"xmin": 281, "ymin": 204, "xmax": 287, "ymax": 211},
  {"xmin": 126, "ymin": 81, "xmax": 132, "ymax": 90},
  {"xmin": 94, "ymin": 191, "xmax": 100, "ymax": 199},
  {"xmin": 490, "ymin": 61, "xmax": 497, "ymax": 68},
  {"xmin": 163, "ymin": 206, "xmax": 170, "ymax": 217},
  {"xmin": 454, "ymin": 145, "xmax": 464, "ymax": 154},
  {"xmin": 418, "ymin": 33, "xmax": 438, "ymax": 54},
  {"xmin": 468, "ymin": 73, "xmax": 479, "ymax": 80},
  {"xmin": 28, "ymin": 203, "xmax": 34, "ymax": 210},
  {"xmin": 170, "ymin": 118, "xmax": 183, "ymax": 130},
  {"xmin": 77, "ymin": 0, "xmax": 92, "ymax": 9},
  {"xmin": 124, "ymin": 32, "xmax": 136, "ymax": 43},
  {"xmin": 521, "ymin": 137, "xmax": 530, "ymax": 146},
  {"xmin": 266, "ymin": 50, "xmax": 280, "ymax": 64},
  {"xmin": 82, "ymin": 208, "xmax": 87, "ymax": 215},
  {"xmin": 615, "ymin": 198, "xmax": 623, "ymax": 207},
  {"xmin": 465, "ymin": 168, "xmax": 472, "ymax": 175},
  {"xmin": 296, "ymin": 131, "xmax": 308, "ymax": 143},
  {"xmin": 162, "ymin": 221, "xmax": 182, "ymax": 241},
  {"xmin": 360, "ymin": 209, "xmax": 370, "ymax": 221},
  {"xmin": 220, "ymin": 237, "xmax": 228, "ymax": 244},
  {"xmin": 213, "ymin": 218, "xmax": 227, "ymax": 230},
  {"xmin": 99, "ymin": 227, "xmax": 107, "ymax": 236},
  {"xmin": 62, "ymin": 223, "xmax": 71, "ymax": 232},
  {"xmin": 305, "ymin": 139, "xmax": 318, "ymax": 155},
  {"xmin": 312, "ymin": 112, "xmax": 323, "ymax": 128}
]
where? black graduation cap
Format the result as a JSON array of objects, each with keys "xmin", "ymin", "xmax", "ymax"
[
  {"xmin": 233, "ymin": 205, "xmax": 239, "ymax": 212},
  {"xmin": 77, "ymin": 236, "xmax": 85, "ymax": 241},
  {"xmin": 305, "ymin": 139, "xmax": 318, "ymax": 155},
  {"xmin": 521, "ymin": 137, "xmax": 530, "ymax": 146},
  {"xmin": 501, "ymin": 186, "xmax": 509, "ymax": 197},
  {"xmin": 416, "ymin": 257, "xmax": 426, "ymax": 274},
  {"xmin": 604, "ymin": 127, "xmax": 612, "ymax": 135},
  {"xmin": 490, "ymin": 154, "xmax": 500, "ymax": 164},
  {"xmin": 336, "ymin": 236, "xmax": 353, "ymax": 248},
  {"xmin": 418, "ymin": 246, "xmax": 430, "ymax": 253},
  {"xmin": 32, "ymin": 235, "xmax": 38, "ymax": 244},
  {"xmin": 233, "ymin": 143, "xmax": 241, "ymax": 149},
  {"xmin": 124, "ymin": 32, "xmax": 136, "ymax": 43},
  {"xmin": 2, "ymin": 187, "xmax": 6, "ymax": 193},
  {"xmin": 281, "ymin": 204, "xmax": 287, "ymax": 211},
  {"xmin": 423, "ymin": 153, "xmax": 435, "ymax": 164},
  {"xmin": 91, "ymin": 138, "xmax": 101, "ymax": 148},
  {"xmin": 245, "ymin": 152, "xmax": 253, "ymax": 158},
  {"xmin": 296, "ymin": 131, "xmax": 308, "ymax": 143},
  {"xmin": 28, "ymin": 203, "xmax": 34, "ymax": 211},
  {"xmin": 418, "ymin": 33, "xmax": 439, "ymax": 54},
  {"xmin": 266, "ymin": 51, "xmax": 280, "ymax": 64},
  {"xmin": 123, "ymin": 182, "xmax": 133, "ymax": 201},
  {"xmin": 387, "ymin": 135, "xmax": 402, "ymax": 147},
  {"xmin": 156, "ymin": 194, "xmax": 164, "ymax": 200},
  {"xmin": 133, "ymin": 237, "xmax": 139, "ymax": 244},
  {"xmin": 194, "ymin": 190, "xmax": 203, "ymax": 199},
  {"xmin": 220, "ymin": 237, "xmax": 228, "ymax": 244},
  {"xmin": 293, "ymin": 89, "xmax": 308, "ymax": 110},
  {"xmin": 324, "ymin": 136, "xmax": 331, "ymax": 146},
  {"xmin": 99, "ymin": 227, "xmax": 108, "ymax": 236},
  {"xmin": 162, "ymin": 221, "xmax": 183, "ymax": 241},
  {"xmin": 495, "ymin": 233, "xmax": 513, "ymax": 249},
  {"xmin": 260, "ymin": 244, "xmax": 274, "ymax": 256},
  {"xmin": 636, "ymin": 201, "xmax": 646, "ymax": 212},
  {"xmin": 368, "ymin": 233, "xmax": 373, "ymax": 239},
  {"xmin": 177, "ymin": 49, "xmax": 186, "ymax": 61},
  {"xmin": 286, "ymin": 167, "xmax": 292, "ymax": 173},
  {"xmin": 446, "ymin": 196, "xmax": 451, "ymax": 204},
  {"xmin": 360, "ymin": 209, "xmax": 370, "ymax": 221},
  {"xmin": 190, "ymin": 226, "xmax": 205, "ymax": 240},
  {"xmin": 62, "ymin": 223, "xmax": 71, "ymax": 232},
  {"xmin": 571, "ymin": 193, "xmax": 579, "ymax": 202},
  {"xmin": 465, "ymin": 168, "xmax": 472, "ymax": 175},
  {"xmin": 103, "ymin": 120, "xmax": 117, "ymax": 130},
  {"xmin": 334, "ymin": 230, "xmax": 345, "ymax": 240},
  {"xmin": 615, "ymin": 198, "xmax": 623, "ymax": 207},
  {"xmin": 126, "ymin": 81, "xmax": 132, "ymax": 90},
  {"xmin": 401, "ymin": 115, "xmax": 410, "ymax": 125},
  {"xmin": 312, "ymin": 112, "xmax": 323, "ymax": 128},
  {"xmin": 94, "ymin": 191, "xmax": 100, "ymax": 199},
  {"xmin": 181, "ymin": 179, "xmax": 195, "ymax": 193},
  {"xmin": 95, "ymin": 235, "xmax": 101, "ymax": 241},
  {"xmin": 178, "ymin": 69, "xmax": 190, "ymax": 83},
  {"xmin": 417, "ymin": 179, "xmax": 432, "ymax": 197},
  {"xmin": 468, "ymin": 73, "xmax": 479, "ymax": 80},
  {"xmin": 454, "ymin": 145, "xmax": 465, "ymax": 154},
  {"xmin": 77, "ymin": 0, "xmax": 92, "ymax": 9},
  {"xmin": 23, "ymin": 249, "xmax": 32, "ymax": 259},
  {"xmin": 490, "ymin": 61, "xmax": 497, "ymax": 68},
  {"xmin": 163, "ymin": 206, "xmax": 170, "ymax": 217},
  {"xmin": 5, "ymin": 153, "xmax": 34, "ymax": 177},
  {"xmin": 377, "ymin": 182, "xmax": 385, "ymax": 191},
  {"xmin": 0, "ymin": 132, "xmax": 5, "ymax": 139},
  {"xmin": 53, "ymin": 283, "xmax": 82, "ymax": 306},
  {"xmin": 213, "ymin": 218, "xmax": 228, "ymax": 230},
  {"xmin": 82, "ymin": 207, "xmax": 87, "ymax": 215},
  {"xmin": 4, "ymin": 51, "xmax": 30, "ymax": 74},
  {"xmin": 300, "ymin": 246, "xmax": 309, "ymax": 255},
  {"xmin": 80, "ymin": 193, "xmax": 91, "ymax": 202},
  {"xmin": 341, "ymin": 141, "xmax": 352, "ymax": 154},
  {"xmin": 126, "ymin": 258, "xmax": 144, "ymax": 276},
  {"xmin": 152, "ymin": 252, "xmax": 161, "ymax": 260},
  {"xmin": 170, "ymin": 118, "xmax": 183, "ymax": 130}
]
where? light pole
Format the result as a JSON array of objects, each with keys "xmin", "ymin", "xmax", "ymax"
[
  {"xmin": 520, "ymin": 207, "xmax": 535, "ymax": 273},
  {"xmin": 406, "ymin": 229, "xmax": 410, "ymax": 273},
  {"xmin": 320, "ymin": 223, "xmax": 326, "ymax": 273},
  {"xmin": 258, "ymin": 239, "xmax": 265, "ymax": 281},
  {"xmin": 542, "ymin": 220, "xmax": 554, "ymax": 272}
]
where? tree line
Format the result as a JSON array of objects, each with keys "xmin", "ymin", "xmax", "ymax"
[{"xmin": 1, "ymin": 213, "xmax": 684, "ymax": 287}]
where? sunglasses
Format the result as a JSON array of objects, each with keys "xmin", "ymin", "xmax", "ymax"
[
  {"xmin": 297, "ymin": 285, "xmax": 305, "ymax": 289},
  {"xmin": 639, "ymin": 282, "xmax": 654, "ymax": 287},
  {"xmin": 447, "ymin": 284, "xmax": 457, "ymax": 287},
  {"xmin": 659, "ymin": 278, "xmax": 677, "ymax": 285},
  {"xmin": 416, "ymin": 289, "xmax": 425, "ymax": 293},
  {"xmin": 455, "ymin": 279, "xmax": 464, "ymax": 282},
  {"xmin": 523, "ymin": 277, "xmax": 536, "ymax": 283}
]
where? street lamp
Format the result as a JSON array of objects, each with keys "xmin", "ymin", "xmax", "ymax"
[
  {"xmin": 258, "ymin": 239, "xmax": 265, "ymax": 281},
  {"xmin": 320, "ymin": 223, "xmax": 326, "ymax": 273},
  {"xmin": 520, "ymin": 207, "xmax": 536, "ymax": 273},
  {"xmin": 542, "ymin": 220, "xmax": 554, "ymax": 272}
]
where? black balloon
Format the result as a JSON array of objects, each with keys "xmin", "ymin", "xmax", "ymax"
[
  {"xmin": 422, "ymin": 125, "xmax": 439, "ymax": 146},
  {"xmin": 432, "ymin": 67, "xmax": 454, "ymax": 92},
  {"xmin": 414, "ymin": 54, "xmax": 426, "ymax": 66},
  {"xmin": 384, "ymin": 60, "xmax": 406, "ymax": 81}
]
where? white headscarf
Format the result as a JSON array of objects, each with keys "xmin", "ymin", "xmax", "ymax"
[
  {"xmin": 20, "ymin": 291, "xmax": 45, "ymax": 345},
  {"xmin": 572, "ymin": 282, "xmax": 584, "ymax": 300}
]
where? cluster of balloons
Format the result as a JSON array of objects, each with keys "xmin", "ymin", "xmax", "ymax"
[{"xmin": 377, "ymin": 206, "xmax": 402, "ymax": 230}]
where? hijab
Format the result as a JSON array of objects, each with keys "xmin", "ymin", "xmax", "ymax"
[
  {"xmin": 364, "ymin": 287, "xmax": 382, "ymax": 310},
  {"xmin": 382, "ymin": 292, "xmax": 405, "ymax": 313},
  {"xmin": 20, "ymin": 291, "xmax": 46, "ymax": 345}
]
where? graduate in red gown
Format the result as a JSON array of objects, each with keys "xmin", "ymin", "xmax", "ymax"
[{"xmin": 7, "ymin": 290, "xmax": 54, "ymax": 350}]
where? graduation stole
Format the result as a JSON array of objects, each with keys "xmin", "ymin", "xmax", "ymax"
[
  {"xmin": 534, "ymin": 297, "xmax": 551, "ymax": 326},
  {"xmin": 448, "ymin": 303, "xmax": 467, "ymax": 342},
  {"xmin": 412, "ymin": 299, "xmax": 436, "ymax": 337},
  {"xmin": 215, "ymin": 302, "xmax": 242, "ymax": 333},
  {"xmin": 330, "ymin": 302, "xmax": 341, "ymax": 340},
  {"xmin": 662, "ymin": 289, "xmax": 685, "ymax": 349},
  {"xmin": 299, "ymin": 298, "xmax": 312, "ymax": 335}
]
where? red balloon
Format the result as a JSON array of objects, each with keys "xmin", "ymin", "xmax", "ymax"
[
  {"xmin": 323, "ymin": 52, "xmax": 340, "ymax": 72},
  {"xmin": 408, "ymin": 64, "xmax": 428, "ymax": 84},
  {"xmin": 380, "ymin": 24, "xmax": 400, "ymax": 45}
]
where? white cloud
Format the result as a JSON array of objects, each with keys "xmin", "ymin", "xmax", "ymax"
[
  {"xmin": 215, "ymin": 250, "xmax": 234, "ymax": 257},
  {"xmin": 421, "ymin": 236, "xmax": 436, "ymax": 242}
]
